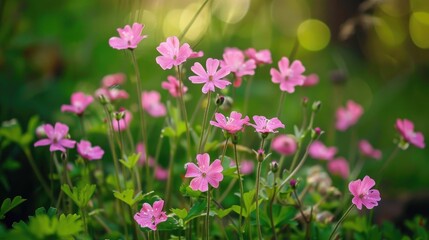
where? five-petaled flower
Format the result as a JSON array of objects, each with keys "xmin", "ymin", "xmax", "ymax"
[
  {"xmin": 270, "ymin": 57, "xmax": 305, "ymax": 93},
  {"xmin": 156, "ymin": 36, "xmax": 193, "ymax": 70},
  {"xmin": 349, "ymin": 176, "xmax": 381, "ymax": 210},
  {"xmin": 109, "ymin": 23, "xmax": 147, "ymax": 50},
  {"xmin": 395, "ymin": 118, "xmax": 425, "ymax": 149},
  {"xmin": 34, "ymin": 122, "xmax": 76, "ymax": 152},
  {"xmin": 184, "ymin": 153, "xmax": 223, "ymax": 192},
  {"xmin": 210, "ymin": 111, "xmax": 249, "ymax": 135},
  {"xmin": 249, "ymin": 116, "xmax": 285, "ymax": 134},
  {"xmin": 134, "ymin": 200, "xmax": 168, "ymax": 231},
  {"xmin": 244, "ymin": 48, "xmax": 272, "ymax": 65},
  {"xmin": 161, "ymin": 76, "xmax": 188, "ymax": 98},
  {"xmin": 142, "ymin": 91, "xmax": 167, "ymax": 117},
  {"xmin": 221, "ymin": 48, "xmax": 256, "ymax": 87},
  {"xmin": 77, "ymin": 140, "xmax": 105, "ymax": 161},
  {"xmin": 61, "ymin": 92, "xmax": 94, "ymax": 116},
  {"xmin": 335, "ymin": 100, "xmax": 363, "ymax": 131},
  {"xmin": 359, "ymin": 140, "xmax": 382, "ymax": 160},
  {"xmin": 189, "ymin": 58, "xmax": 231, "ymax": 94},
  {"xmin": 309, "ymin": 141, "xmax": 337, "ymax": 161}
]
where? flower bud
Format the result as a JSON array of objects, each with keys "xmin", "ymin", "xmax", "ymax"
[
  {"xmin": 98, "ymin": 94, "xmax": 109, "ymax": 105},
  {"xmin": 113, "ymin": 110, "xmax": 126, "ymax": 121},
  {"xmin": 290, "ymin": 179, "xmax": 297, "ymax": 189},
  {"xmin": 231, "ymin": 134, "xmax": 239, "ymax": 145},
  {"xmin": 311, "ymin": 127, "xmax": 323, "ymax": 139},
  {"xmin": 220, "ymin": 96, "xmax": 233, "ymax": 111},
  {"xmin": 36, "ymin": 125, "xmax": 47, "ymax": 138},
  {"xmin": 215, "ymin": 94, "xmax": 225, "ymax": 106},
  {"xmin": 302, "ymin": 97, "xmax": 309, "ymax": 108},
  {"xmin": 312, "ymin": 101, "xmax": 322, "ymax": 112},
  {"xmin": 256, "ymin": 149, "xmax": 265, "ymax": 163},
  {"xmin": 270, "ymin": 161, "xmax": 279, "ymax": 173}
]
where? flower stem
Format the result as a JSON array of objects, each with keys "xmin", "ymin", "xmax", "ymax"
[
  {"xmin": 329, "ymin": 204, "xmax": 354, "ymax": 240},
  {"xmin": 378, "ymin": 146, "xmax": 400, "ymax": 182},
  {"xmin": 165, "ymin": 140, "xmax": 178, "ymax": 208},
  {"xmin": 255, "ymin": 160, "xmax": 263, "ymax": 240},
  {"xmin": 276, "ymin": 91, "xmax": 286, "ymax": 118},
  {"xmin": 23, "ymin": 148, "xmax": 54, "ymax": 202},
  {"xmin": 103, "ymin": 105, "xmax": 122, "ymax": 191},
  {"xmin": 269, "ymin": 185, "xmax": 277, "ymax": 240},
  {"xmin": 198, "ymin": 91, "xmax": 212, "ymax": 153},
  {"xmin": 220, "ymin": 137, "xmax": 229, "ymax": 163},
  {"xmin": 179, "ymin": 0, "xmax": 211, "ymax": 40},
  {"xmin": 176, "ymin": 66, "xmax": 192, "ymax": 162},
  {"xmin": 233, "ymin": 143, "xmax": 245, "ymax": 237},
  {"xmin": 243, "ymin": 76, "xmax": 253, "ymax": 116},
  {"xmin": 130, "ymin": 50, "xmax": 150, "ymax": 191},
  {"xmin": 205, "ymin": 187, "xmax": 211, "ymax": 240}
]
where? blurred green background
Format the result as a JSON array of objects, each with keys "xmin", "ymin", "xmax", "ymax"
[{"xmin": 1, "ymin": 0, "xmax": 428, "ymax": 227}]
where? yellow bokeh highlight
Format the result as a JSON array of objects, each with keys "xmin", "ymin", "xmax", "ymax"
[
  {"xmin": 297, "ymin": 19, "xmax": 330, "ymax": 51},
  {"xmin": 212, "ymin": 0, "xmax": 250, "ymax": 24},
  {"xmin": 163, "ymin": 9, "xmax": 182, "ymax": 38},
  {"xmin": 180, "ymin": 3, "xmax": 210, "ymax": 41},
  {"xmin": 374, "ymin": 17, "xmax": 406, "ymax": 47},
  {"xmin": 409, "ymin": 12, "xmax": 429, "ymax": 49}
]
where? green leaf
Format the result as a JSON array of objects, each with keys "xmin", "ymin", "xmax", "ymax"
[
  {"xmin": 184, "ymin": 199, "xmax": 206, "ymax": 223},
  {"xmin": 119, "ymin": 153, "xmax": 141, "ymax": 169},
  {"xmin": 162, "ymin": 126, "xmax": 176, "ymax": 138},
  {"xmin": 213, "ymin": 207, "xmax": 232, "ymax": 219},
  {"xmin": 0, "ymin": 119, "xmax": 22, "ymax": 144},
  {"xmin": 171, "ymin": 208, "xmax": 188, "ymax": 219},
  {"xmin": 155, "ymin": 216, "xmax": 183, "ymax": 231},
  {"xmin": 61, "ymin": 184, "xmax": 96, "ymax": 208},
  {"xmin": 113, "ymin": 189, "xmax": 151, "ymax": 207},
  {"xmin": 56, "ymin": 214, "xmax": 83, "ymax": 237},
  {"xmin": 343, "ymin": 216, "xmax": 367, "ymax": 233},
  {"xmin": 2, "ymin": 158, "xmax": 21, "ymax": 170},
  {"xmin": 0, "ymin": 196, "xmax": 26, "ymax": 220},
  {"xmin": 179, "ymin": 184, "xmax": 201, "ymax": 198}
]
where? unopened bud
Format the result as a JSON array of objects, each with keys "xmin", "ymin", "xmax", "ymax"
[
  {"xmin": 215, "ymin": 94, "xmax": 225, "ymax": 106},
  {"xmin": 302, "ymin": 97, "xmax": 309, "ymax": 108},
  {"xmin": 61, "ymin": 152, "xmax": 68, "ymax": 161},
  {"xmin": 270, "ymin": 161, "xmax": 279, "ymax": 173},
  {"xmin": 311, "ymin": 127, "xmax": 323, "ymax": 139},
  {"xmin": 98, "ymin": 94, "xmax": 109, "ymax": 105},
  {"xmin": 290, "ymin": 179, "xmax": 297, "ymax": 189},
  {"xmin": 220, "ymin": 96, "xmax": 233, "ymax": 111},
  {"xmin": 329, "ymin": 69, "xmax": 347, "ymax": 85},
  {"xmin": 231, "ymin": 134, "xmax": 239, "ymax": 145},
  {"xmin": 114, "ymin": 109, "xmax": 126, "ymax": 120},
  {"xmin": 312, "ymin": 101, "xmax": 322, "ymax": 112},
  {"xmin": 256, "ymin": 149, "xmax": 265, "ymax": 163}
]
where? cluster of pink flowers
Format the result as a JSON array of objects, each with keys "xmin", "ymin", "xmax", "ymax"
[{"xmin": 95, "ymin": 73, "xmax": 129, "ymax": 101}]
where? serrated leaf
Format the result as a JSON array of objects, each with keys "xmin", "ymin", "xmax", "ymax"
[
  {"xmin": 156, "ymin": 216, "xmax": 183, "ymax": 231},
  {"xmin": 61, "ymin": 184, "xmax": 96, "ymax": 208},
  {"xmin": 171, "ymin": 208, "xmax": 188, "ymax": 219},
  {"xmin": 56, "ymin": 214, "xmax": 83, "ymax": 237},
  {"xmin": 0, "ymin": 196, "xmax": 26, "ymax": 220},
  {"xmin": 113, "ymin": 189, "xmax": 147, "ymax": 207},
  {"xmin": 213, "ymin": 208, "xmax": 232, "ymax": 219},
  {"xmin": 119, "ymin": 153, "xmax": 141, "ymax": 169}
]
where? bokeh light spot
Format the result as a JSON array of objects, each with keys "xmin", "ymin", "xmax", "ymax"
[
  {"xmin": 212, "ymin": 0, "xmax": 250, "ymax": 24},
  {"xmin": 297, "ymin": 19, "xmax": 330, "ymax": 51},
  {"xmin": 163, "ymin": 9, "xmax": 182, "ymax": 38},
  {"xmin": 409, "ymin": 12, "xmax": 429, "ymax": 49},
  {"xmin": 374, "ymin": 17, "xmax": 406, "ymax": 47},
  {"xmin": 180, "ymin": 3, "xmax": 210, "ymax": 41}
]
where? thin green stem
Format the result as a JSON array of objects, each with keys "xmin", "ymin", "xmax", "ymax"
[
  {"xmin": 165, "ymin": 140, "xmax": 177, "ymax": 208},
  {"xmin": 269, "ymin": 185, "xmax": 277, "ymax": 240},
  {"xmin": 179, "ymin": 0, "xmax": 210, "ymax": 40},
  {"xmin": 79, "ymin": 115, "xmax": 86, "ymax": 139},
  {"xmin": 205, "ymin": 187, "xmax": 211, "ymax": 240},
  {"xmin": 198, "ymin": 91, "xmax": 212, "ymax": 153},
  {"xmin": 255, "ymin": 161, "xmax": 263, "ymax": 240},
  {"xmin": 233, "ymin": 143, "xmax": 244, "ymax": 238},
  {"xmin": 243, "ymin": 76, "xmax": 253, "ymax": 116},
  {"xmin": 130, "ymin": 50, "xmax": 150, "ymax": 191},
  {"xmin": 329, "ymin": 204, "xmax": 354, "ymax": 240},
  {"xmin": 220, "ymin": 137, "xmax": 229, "ymax": 163},
  {"xmin": 202, "ymin": 105, "xmax": 219, "ymax": 147},
  {"xmin": 23, "ymin": 148, "xmax": 54, "ymax": 202},
  {"xmin": 176, "ymin": 66, "xmax": 192, "ymax": 162},
  {"xmin": 378, "ymin": 146, "xmax": 400, "ymax": 182},
  {"xmin": 103, "ymin": 105, "xmax": 122, "ymax": 191},
  {"xmin": 276, "ymin": 91, "xmax": 286, "ymax": 118}
]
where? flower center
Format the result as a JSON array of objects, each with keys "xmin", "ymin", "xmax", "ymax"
[
  {"xmin": 202, "ymin": 172, "xmax": 207, "ymax": 178},
  {"xmin": 209, "ymin": 75, "xmax": 214, "ymax": 81}
]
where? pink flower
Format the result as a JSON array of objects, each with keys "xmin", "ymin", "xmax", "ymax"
[
  {"xmin": 134, "ymin": 200, "xmax": 168, "ymax": 231},
  {"xmin": 156, "ymin": 36, "xmax": 193, "ymax": 70},
  {"xmin": 155, "ymin": 166, "xmax": 168, "ymax": 180},
  {"xmin": 34, "ymin": 122, "xmax": 76, "ymax": 152},
  {"xmin": 270, "ymin": 57, "xmax": 305, "ymax": 93},
  {"xmin": 209, "ymin": 111, "xmax": 249, "ymax": 135},
  {"xmin": 77, "ymin": 140, "xmax": 104, "ymax": 161},
  {"xmin": 303, "ymin": 73, "xmax": 319, "ymax": 87},
  {"xmin": 95, "ymin": 88, "xmax": 129, "ymax": 101},
  {"xmin": 109, "ymin": 23, "xmax": 147, "ymax": 50},
  {"xmin": 112, "ymin": 110, "xmax": 132, "ymax": 131},
  {"xmin": 189, "ymin": 58, "xmax": 231, "ymax": 94},
  {"xmin": 335, "ymin": 100, "xmax": 363, "ymax": 131},
  {"xmin": 395, "ymin": 119, "xmax": 425, "ymax": 149},
  {"xmin": 61, "ymin": 92, "xmax": 94, "ymax": 116},
  {"xmin": 142, "ymin": 91, "xmax": 167, "ymax": 117},
  {"xmin": 271, "ymin": 134, "xmax": 297, "ymax": 156},
  {"xmin": 161, "ymin": 76, "xmax": 188, "ymax": 98},
  {"xmin": 136, "ymin": 142, "xmax": 155, "ymax": 167},
  {"xmin": 359, "ymin": 140, "xmax": 382, "ymax": 160},
  {"xmin": 230, "ymin": 160, "xmax": 254, "ymax": 175},
  {"xmin": 349, "ymin": 176, "xmax": 381, "ymax": 210},
  {"xmin": 221, "ymin": 48, "xmax": 256, "ymax": 78},
  {"xmin": 102, "ymin": 73, "xmax": 126, "ymax": 88},
  {"xmin": 327, "ymin": 157, "xmax": 350, "ymax": 179},
  {"xmin": 249, "ymin": 116, "xmax": 285, "ymax": 134},
  {"xmin": 244, "ymin": 48, "xmax": 272, "ymax": 65},
  {"xmin": 184, "ymin": 153, "xmax": 223, "ymax": 192},
  {"xmin": 309, "ymin": 141, "xmax": 337, "ymax": 161}
]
